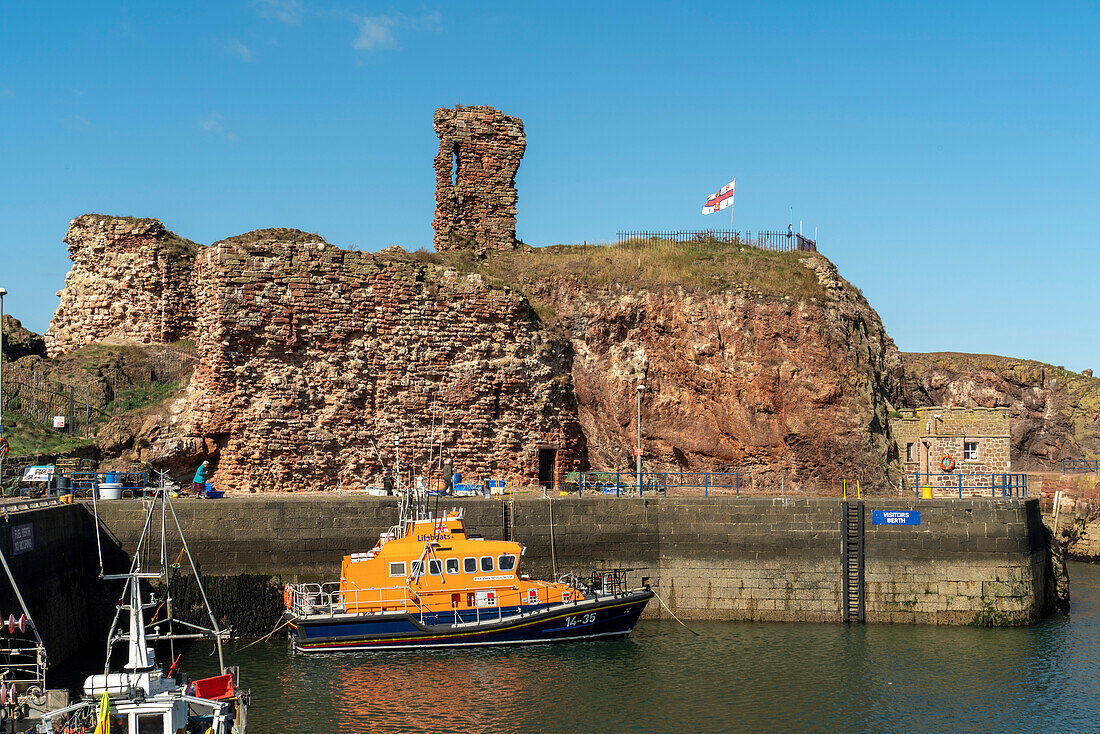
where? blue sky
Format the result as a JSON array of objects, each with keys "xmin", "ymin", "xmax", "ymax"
[{"xmin": 2, "ymin": 1, "xmax": 1098, "ymax": 371}]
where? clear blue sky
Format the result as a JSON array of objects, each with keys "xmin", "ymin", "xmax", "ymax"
[{"xmin": 2, "ymin": 1, "xmax": 1098, "ymax": 371}]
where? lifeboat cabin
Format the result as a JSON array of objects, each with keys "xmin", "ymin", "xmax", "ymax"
[{"xmin": 339, "ymin": 510, "xmax": 578, "ymax": 618}]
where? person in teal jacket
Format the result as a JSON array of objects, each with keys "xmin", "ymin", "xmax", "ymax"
[{"xmin": 192, "ymin": 460, "xmax": 209, "ymax": 496}]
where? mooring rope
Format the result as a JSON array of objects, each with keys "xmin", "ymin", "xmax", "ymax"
[
  {"xmin": 236, "ymin": 618, "xmax": 290, "ymax": 651},
  {"xmin": 649, "ymin": 588, "xmax": 699, "ymax": 636}
]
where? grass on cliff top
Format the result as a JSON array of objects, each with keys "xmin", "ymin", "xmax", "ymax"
[
  {"xmin": 474, "ymin": 238, "xmax": 825, "ymax": 301},
  {"xmin": 2, "ymin": 416, "xmax": 93, "ymax": 458},
  {"xmin": 903, "ymin": 351, "xmax": 1096, "ymax": 386}
]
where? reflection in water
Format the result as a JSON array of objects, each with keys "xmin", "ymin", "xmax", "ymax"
[{"xmin": 182, "ymin": 563, "xmax": 1100, "ymax": 733}]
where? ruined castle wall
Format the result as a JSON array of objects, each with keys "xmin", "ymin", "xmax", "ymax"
[
  {"xmin": 45, "ymin": 215, "xmax": 199, "ymax": 357},
  {"xmin": 188, "ymin": 231, "xmax": 584, "ymax": 492},
  {"xmin": 433, "ymin": 106, "xmax": 525, "ymax": 252}
]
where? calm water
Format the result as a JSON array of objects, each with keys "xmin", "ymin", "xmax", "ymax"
[{"xmin": 182, "ymin": 563, "xmax": 1100, "ymax": 733}]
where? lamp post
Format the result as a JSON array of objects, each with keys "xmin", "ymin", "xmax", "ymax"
[
  {"xmin": 0, "ymin": 287, "xmax": 7, "ymax": 488},
  {"xmin": 636, "ymin": 384, "xmax": 645, "ymax": 492}
]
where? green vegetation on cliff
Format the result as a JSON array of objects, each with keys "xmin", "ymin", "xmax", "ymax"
[{"xmin": 478, "ymin": 238, "xmax": 825, "ymax": 301}]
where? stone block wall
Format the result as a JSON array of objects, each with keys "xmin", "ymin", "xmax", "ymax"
[
  {"xmin": 0, "ymin": 505, "xmax": 102, "ymax": 667},
  {"xmin": 433, "ymin": 106, "xmax": 525, "ymax": 252},
  {"xmin": 187, "ymin": 230, "xmax": 585, "ymax": 492},
  {"xmin": 91, "ymin": 496, "xmax": 1055, "ymax": 626},
  {"xmin": 893, "ymin": 407, "xmax": 1012, "ymax": 491},
  {"xmin": 45, "ymin": 215, "xmax": 199, "ymax": 357}
]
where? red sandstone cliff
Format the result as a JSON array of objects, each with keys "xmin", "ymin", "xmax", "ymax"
[{"xmin": 485, "ymin": 243, "xmax": 904, "ymax": 490}]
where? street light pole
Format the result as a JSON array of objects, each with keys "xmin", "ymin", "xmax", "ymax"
[
  {"xmin": 0, "ymin": 287, "xmax": 7, "ymax": 488},
  {"xmin": 636, "ymin": 384, "xmax": 645, "ymax": 492}
]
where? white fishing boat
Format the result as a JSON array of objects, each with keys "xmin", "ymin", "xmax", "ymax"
[{"xmin": 36, "ymin": 485, "xmax": 249, "ymax": 733}]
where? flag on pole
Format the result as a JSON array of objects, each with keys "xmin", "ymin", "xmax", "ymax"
[{"xmin": 701, "ymin": 180, "xmax": 735, "ymax": 215}]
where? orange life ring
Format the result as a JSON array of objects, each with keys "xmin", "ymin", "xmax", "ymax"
[{"xmin": 939, "ymin": 454, "xmax": 955, "ymax": 472}]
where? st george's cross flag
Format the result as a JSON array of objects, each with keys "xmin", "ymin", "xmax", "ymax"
[{"xmin": 701, "ymin": 180, "xmax": 735, "ymax": 215}]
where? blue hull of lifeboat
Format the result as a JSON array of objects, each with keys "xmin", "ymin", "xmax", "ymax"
[{"xmin": 286, "ymin": 590, "xmax": 653, "ymax": 652}]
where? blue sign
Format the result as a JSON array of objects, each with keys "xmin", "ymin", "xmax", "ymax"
[{"xmin": 872, "ymin": 510, "xmax": 921, "ymax": 526}]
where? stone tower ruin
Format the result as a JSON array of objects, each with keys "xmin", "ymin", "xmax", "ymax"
[{"xmin": 433, "ymin": 106, "xmax": 525, "ymax": 252}]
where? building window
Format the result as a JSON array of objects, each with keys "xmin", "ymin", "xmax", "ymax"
[
  {"xmin": 906, "ymin": 443, "xmax": 915, "ymax": 462},
  {"xmin": 964, "ymin": 441, "xmax": 979, "ymax": 461}
]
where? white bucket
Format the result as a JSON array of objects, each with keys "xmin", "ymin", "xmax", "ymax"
[{"xmin": 98, "ymin": 482, "xmax": 123, "ymax": 500}]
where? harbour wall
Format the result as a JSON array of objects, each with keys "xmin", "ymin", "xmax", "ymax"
[
  {"xmin": 89, "ymin": 496, "xmax": 1058, "ymax": 629},
  {"xmin": 0, "ymin": 503, "xmax": 107, "ymax": 670}
]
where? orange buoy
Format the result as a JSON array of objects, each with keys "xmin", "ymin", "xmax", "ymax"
[{"xmin": 939, "ymin": 454, "xmax": 956, "ymax": 472}]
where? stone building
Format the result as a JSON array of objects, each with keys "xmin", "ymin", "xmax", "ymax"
[
  {"xmin": 433, "ymin": 106, "xmax": 525, "ymax": 252},
  {"xmin": 892, "ymin": 407, "xmax": 1011, "ymax": 492}
]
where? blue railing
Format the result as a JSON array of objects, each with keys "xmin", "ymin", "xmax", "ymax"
[
  {"xmin": 1062, "ymin": 459, "xmax": 1099, "ymax": 475},
  {"xmin": 66, "ymin": 471, "xmax": 150, "ymax": 498},
  {"xmin": 576, "ymin": 471, "xmax": 740, "ymax": 497},
  {"xmin": 911, "ymin": 472, "xmax": 1028, "ymax": 499}
]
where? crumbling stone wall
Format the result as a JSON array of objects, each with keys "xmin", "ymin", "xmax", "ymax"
[
  {"xmin": 188, "ymin": 230, "xmax": 584, "ymax": 492},
  {"xmin": 45, "ymin": 215, "xmax": 199, "ymax": 357},
  {"xmin": 433, "ymin": 106, "xmax": 525, "ymax": 252}
]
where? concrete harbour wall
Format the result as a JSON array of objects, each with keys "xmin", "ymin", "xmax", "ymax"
[
  {"xmin": 0, "ymin": 504, "xmax": 102, "ymax": 668},
  {"xmin": 90, "ymin": 496, "xmax": 1057, "ymax": 628}
]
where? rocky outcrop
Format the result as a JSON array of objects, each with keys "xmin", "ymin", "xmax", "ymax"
[
  {"xmin": 45, "ymin": 215, "xmax": 199, "ymax": 357},
  {"xmin": 1, "ymin": 315, "xmax": 46, "ymax": 362},
  {"xmin": 433, "ymin": 106, "xmax": 525, "ymax": 252},
  {"xmin": 900, "ymin": 352, "xmax": 1100, "ymax": 469},
  {"xmin": 185, "ymin": 231, "xmax": 583, "ymax": 492},
  {"xmin": 503, "ymin": 249, "xmax": 904, "ymax": 491}
]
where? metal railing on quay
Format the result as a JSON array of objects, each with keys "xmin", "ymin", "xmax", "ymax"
[
  {"xmin": 910, "ymin": 472, "xmax": 1028, "ymax": 499},
  {"xmin": 574, "ymin": 471, "xmax": 741, "ymax": 497},
  {"xmin": 1061, "ymin": 459, "xmax": 1099, "ymax": 475}
]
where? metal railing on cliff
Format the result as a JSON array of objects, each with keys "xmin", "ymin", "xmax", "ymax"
[
  {"xmin": 616, "ymin": 230, "xmax": 818, "ymax": 253},
  {"xmin": 0, "ymin": 347, "xmax": 198, "ymax": 439}
]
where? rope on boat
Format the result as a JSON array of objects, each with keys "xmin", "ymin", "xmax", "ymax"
[
  {"xmin": 650, "ymin": 588, "xmax": 699, "ymax": 636},
  {"xmin": 236, "ymin": 618, "xmax": 290, "ymax": 651}
]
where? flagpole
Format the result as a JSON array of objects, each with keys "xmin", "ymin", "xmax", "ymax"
[{"xmin": 729, "ymin": 182, "xmax": 735, "ymax": 240}]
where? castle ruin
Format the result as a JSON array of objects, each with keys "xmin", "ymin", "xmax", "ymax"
[{"xmin": 432, "ymin": 106, "xmax": 525, "ymax": 252}]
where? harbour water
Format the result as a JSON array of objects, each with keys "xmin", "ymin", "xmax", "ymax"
[{"xmin": 181, "ymin": 563, "xmax": 1100, "ymax": 733}]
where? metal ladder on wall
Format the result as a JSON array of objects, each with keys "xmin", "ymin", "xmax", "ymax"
[
  {"xmin": 501, "ymin": 497, "xmax": 513, "ymax": 542},
  {"xmin": 841, "ymin": 501, "xmax": 865, "ymax": 623}
]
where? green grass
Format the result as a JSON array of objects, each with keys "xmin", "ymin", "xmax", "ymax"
[
  {"xmin": 475, "ymin": 238, "xmax": 825, "ymax": 301},
  {"xmin": 3, "ymin": 416, "xmax": 93, "ymax": 457},
  {"xmin": 107, "ymin": 380, "xmax": 183, "ymax": 414}
]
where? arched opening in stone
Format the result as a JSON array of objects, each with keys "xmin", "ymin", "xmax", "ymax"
[{"xmin": 451, "ymin": 144, "xmax": 459, "ymax": 190}]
